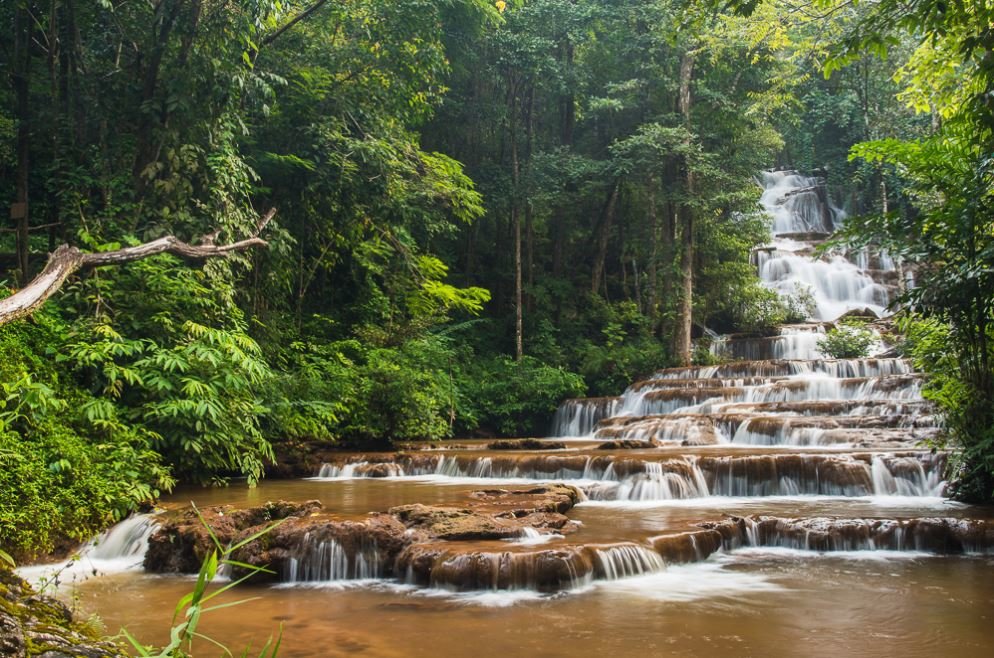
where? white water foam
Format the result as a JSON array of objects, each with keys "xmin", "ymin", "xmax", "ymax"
[
  {"xmin": 17, "ymin": 514, "xmax": 158, "ymax": 587},
  {"xmin": 593, "ymin": 559, "xmax": 783, "ymax": 602}
]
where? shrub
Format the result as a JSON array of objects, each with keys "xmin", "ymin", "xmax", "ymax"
[
  {"xmin": 899, "ymin": 317, "xmax": 994, "ymax": 502},
  {"xmin": 816, "ymin": 321, "xmax": 876, "ymax": 358},
  {"xmin": 0, "ymin": 423, "xmax": 170, "ymax": 559},
  {"xmin": 265, "ymin": 335, "xmax": 462, "ymax": 445},
  {"xmin": 783, "ymin": 285, "xmax": 817, "ymax": 324},
  {"xmin": 457, "ymin": 356, "xmax": 586, "ymax": 437},
  {"xmin": 63, "ymin": 319, "xmax": 274, "ymax": 486},
  {"xmin": 734, "ymin": 285, "xmax": 789, "ymax": 336},
  {"xmin": 0, "ymin": 310, "xmax": 172, "ymax": 558}
]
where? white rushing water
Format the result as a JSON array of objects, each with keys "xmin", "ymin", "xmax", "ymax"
[
  {"xmin": 17, "ymin": 514, "xmax": 158, "ymax": 587},
  {"xmin": 284, "ymin": 533, "xmax": 382, "ymax": 583},
  {"xmin": 313, "ymin": 452, "xmax": 947, "ymax": 501},
  {"xmin": 757, "ymin": 170, "xmax": 894, "ymax": 321}
]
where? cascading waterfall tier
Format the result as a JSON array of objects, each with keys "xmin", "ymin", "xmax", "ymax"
[
  {"xmin": 547, "ymin": 357, "xmax": 936, "ymax": 447},
  {"xmin": 696, "ymin": 515, "xmax": 994, "ymax": 554},
  {"xmin": 17, "ymin": 514, "xmax": 160, "ymax": 585},
  {"xmin": 546, "ymin": 172, "xmax": 929, "ymax": 450},
  {"xmin": 757, "ymin": 170, "xmax": 896, "ymax": 321},
  {"xmin": 284, "ymin": 532, "xmax": 382, "ymax": 583},
  {"xmin": 315, "ymin": 451, "xmax": 948, "ymax": 500}
]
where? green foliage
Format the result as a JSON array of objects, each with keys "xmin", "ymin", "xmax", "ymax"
[
  {"xmin": 62, "ymin": 257, "xmax": 275, "ymax": 486},
  {"xmin": 263, "ymin": 341, "xmax": 354, "ymax": 444},
  {"xmin": 816, "ymin": 320, "xmax": 876, "ymax": 359},
  {"xmin": 0, "ymin": 309, "xmax": 172, "ymax": 559},
  {"xmin": 457, "ymin": 356, "xmax": 585, "ymax": 437},
  {"xmin": 898, "ymin": 317, "xmax": 994, "ymax": 502},
  {"xmin": 265, "ymin": 335, "xmax": 461, "ymax": 445},
  {"xmin": 0, "ymin": 423, "xmax": 168, "ymax": 559},
  {"xmin": 783, "ymin": 286, "xmax": 818, "ymax": 324},
  {"xmin": 721, "ymin": 280, "xmax": 817, "ymax": 336},
  {"xmin": 725, "ymin": 284, "xmax": 786, "ymax": 336},
  {"xmin": 354, "ymin": 338, "xmax": 458, "ymax": 443},
  {"xmin": 66, "ymin": 320, "xmax": 273, "ymax": 486}
]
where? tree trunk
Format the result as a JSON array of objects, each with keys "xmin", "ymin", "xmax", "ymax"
[
  {"xmin": 0, "ymin": 210, "xmax": 275, "ymax": 326},
  {"xmin": 672, "ymin": 204, "xmax": 694, "ymax": 366},
  {"xmin": 646, "ymin": 176, "xmax": 659, "ymax": 329},
  {"xmin": 672, "ymin": 51, "xmax": 696, "ymax": 366},
  {"xmin": 552, "ymin": 38, "xmax": 575, "ymax": 281},
  {"xmin": 590, "ymin": 181, "xmax": 621, "ymax": 296},
  {"xmin": 13, "ymin": 3, "xmax": 33, "ymax": 286},
  {"xmin": 514, "ymin": 203, "xmax": 523, "ymax": 361},
  {"xmin": 508, "ymin": 73, "xmax": 523, "ymax": 360},
  {"xmin": 525, "ymin": 86, "xmax": 535, "ymax": 298},
  {"xmin": 659, "ymin": 199, "xmax": 676, "ymax": 339},
  {"xmin": 132, "ymin": 0, "xmax": 181, "ymax": 185}
]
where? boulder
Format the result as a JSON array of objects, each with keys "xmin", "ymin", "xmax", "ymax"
[
  {"xmin": 143, "ymin": 500, "xmax": 322, "ymax": 573},
  {"xmin": 596, "ymin": 439, "xmax": 657, "ymax": 450}
]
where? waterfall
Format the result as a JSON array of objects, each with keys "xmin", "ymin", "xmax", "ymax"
[
  {"xmin": 712, "ymin": 325, "xmax": 826, "ymax": 361},
  {"xmin": 284, "ymin": 533, "xmax": 382, "ymax": 582},
  {"xmin": 86, "ymin": 514, "xmax": 158, "ymax": 562},
  {"xmin": 757, "ymin": 170, "xmax": 896, "ymax": 321},
  {"xmin": 17, "ymin": 514, "xmax": 159, "ymax": 586},
  {"xmin": 316, "ymin": 452, "xmax": 946, "ymax": 500},
  {"xmin": 590, "ymin": 544, "xmax": 667, "ymax": 580},
  {"xmin": 551, "ymin": 397, "xmax": 622, "ymax": 436},
  {"xmin": 714, "ymin": 516, "xmax": 994, "ymax": 554}
]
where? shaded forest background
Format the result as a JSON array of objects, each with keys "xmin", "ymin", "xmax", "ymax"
[{"xmin": 2, "ymin": 0, "xmax": 991, "ymax": 558}]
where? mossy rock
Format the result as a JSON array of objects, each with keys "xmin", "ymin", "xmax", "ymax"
[{"xmin": 0, "ymin": 567, "xmax": 126, "ymax": 658}]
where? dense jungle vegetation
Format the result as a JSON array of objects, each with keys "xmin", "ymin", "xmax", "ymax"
[{"xmin": 1, "ymin": 0, "xmax": 993, "ymax": 558}]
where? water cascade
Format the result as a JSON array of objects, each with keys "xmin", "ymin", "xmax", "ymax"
[
  {"xmin": 756, "ymin": 170, "xmax": 893, "ymax": 320},
  {"xmin": 314, "ymin": 452, "xmax": 947, "ymax": 500},
  {"xmin": 284, "ymin": 533, "xmax": 382, "ymax": 583},
  {"xmin": 53, "ymin": 170, "xmax": 994, "ymax": 657},
  {"xmin": 17, "ymin": 514, "xmax": 159, "ymax": 584}
]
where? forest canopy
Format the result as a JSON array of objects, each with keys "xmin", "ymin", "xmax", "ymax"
[{"xmin": 2, "ymin": 0, "xmax": 993, "ymax": 557}]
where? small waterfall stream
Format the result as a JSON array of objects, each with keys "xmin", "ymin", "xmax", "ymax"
[{"xmin": 17, "ymin": 514, "xmax": 159, "ymax": 584}]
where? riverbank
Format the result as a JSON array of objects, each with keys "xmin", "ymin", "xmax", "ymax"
[{"xmin": 0, "ymin": 566, "xmax": 126, "ymax": 658}]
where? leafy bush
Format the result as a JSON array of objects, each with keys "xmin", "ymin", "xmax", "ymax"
[
  {"xmin": 457, "ymin": 356, "xmax": 585, "ymax": 437},
  {"xmin": 732, "ymin": 285, "xmax": 790, "ymax": 336},
  {"xmin": 782, "ymin": 285, "xmax": 817, "ymax": 324},
  {"xmin": 61, "ymin": 257, "xmax": 275, "ymax": 485},
  {"xmin": 263, "ymin": 341, "xmax": 356, "ymax": 443},
  {"xmin": 352, "ymin": 337, "xmax": 458, "ymax": 442},
  {"xmin": 0, "ymin": 312, "xmax": 171, "ymax": 558},
  {"xmin": 899, "ymin": 317, "xmax": 994, "ymax": 502},
  {"xmin": 728, "ymin": 283, "xmax": 817, "ymax": 336},
  {"xmin": 265, "ymin": 335, "xmax": 462, "ymax": 445},
  {"xmin": 64, "ymin": 319, "xmax": 274, "ymax": 486},
  {"xmin": 816, "ymin": 321, "xmax": 877, "ymax": 359},
  {"xmin": 0, "ymin": 423, "xmax": 169, "ymax": 559},
  {"xmin": 692, "ymin": 341, "xmax": 723, "ymax": 366}
]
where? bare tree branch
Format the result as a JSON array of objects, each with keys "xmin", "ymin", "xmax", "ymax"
[{"xmin": 0, "ymin": 208, "xmax": 276, "ymax": 326}]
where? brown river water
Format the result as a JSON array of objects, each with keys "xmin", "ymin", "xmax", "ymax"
[
  {"xmin": 48, "ymin": 476, "xmax": 992, "ymax": 658},
  {"xmin": 78, "ymin": 554, "xmax": 994, "ymax": 658}
]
